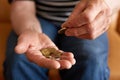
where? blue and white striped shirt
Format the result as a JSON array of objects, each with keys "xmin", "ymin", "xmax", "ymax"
[{"xmin": 9, "ymin": 0, "xmax": 80, "ymax": 25}]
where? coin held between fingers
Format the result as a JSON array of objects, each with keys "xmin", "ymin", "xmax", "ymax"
[{"xmin": 58, "ymin": 27, "xmax": 67, "ymax": 34}]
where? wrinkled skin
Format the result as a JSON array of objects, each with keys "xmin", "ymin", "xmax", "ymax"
[
  {"xmin": 62, "ymin": 0, "xmax": 112, "ymax": 39},
  {"xmin": 15, "ymin": 30, "xmax": 76, "ymax": 69},
  {"xmin": 15, "ymin": 0, "xmax": 112, "ymax": 69}
]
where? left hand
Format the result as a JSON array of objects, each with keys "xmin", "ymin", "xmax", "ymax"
[{"xmin": 62, "ymin": 0, "xmax": 112, "ymax": 39}]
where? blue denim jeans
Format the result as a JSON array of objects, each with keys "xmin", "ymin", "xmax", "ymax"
[{"xmin": 4, "ymin": 17, "xmax": 110, "ymax": 80}]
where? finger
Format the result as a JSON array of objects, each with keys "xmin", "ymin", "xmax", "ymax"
[
  {"xmin": 61, "ymin": 52, "xmax": 74, "ymax": 58},
  {"xmin": 15, "ymin": 36, "xmax": 29, "ymax": 54},
  {"xmin": 82, "ymin": 0, "xmax": 103, "ymax": 23},
  {"xmin": 88, "ymin": 10, "xmax": 111, "ymax": 38},
  {"xmin": 61, "ymin": 1, "xmax": 86, "ymax": 28},
  {"xmin": 76, "ymin": 33, "xmax": 93, "ymax": 40},
  {"xmin": 60, "ymin": 52, "xmax": 76, "ymax": 65},
  {"xmin": 77, "ymin": 18, "xmax": 111, "ymax": 39},
  {"xmin": 65, "ymin": 26, "xmax": 88, "ymax": 37},
  {"xmin": 92, "ymin": 18, "xmax": 111, "ymax": 38},
  {"xmin": 72, "ymin": 0, "xmax": 103, "ymax": 28},
  {"xmin": 62, "ymin": 0, "xmax": 103, "ymax": 28},
  {"xmin": 26, "ymin": 49, "xmax": 60, "ymax": 69},
  {"xmin": 74, "ymin": 10, "xmax": 109, "ymax": 39},
  {"xmin": 87, "ymin": 10, "xmax": 105, "ymax": 34},
  {"xmin": 69, "ymin": 1, "xmax": 86, "ymax": 17},
  {"xmin": 57, "ymin": 60, "xmax": 72, "ymax": 69}
]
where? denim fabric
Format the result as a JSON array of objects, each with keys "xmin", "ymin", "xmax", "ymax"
[
  {"xmin": 58, "ymin": 33, "xmax": 110, "ymax": 80},
  {"xmin": 4, "ymin": 17, "xmax": 110, "ymax": 80}
]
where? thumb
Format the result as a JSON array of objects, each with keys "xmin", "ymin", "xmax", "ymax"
[{"xmin": 15, "ymin": 37, "xmax": 29, "ymax": 54}]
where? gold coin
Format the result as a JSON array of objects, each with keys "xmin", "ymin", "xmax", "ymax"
[
  {"xmin": 40, "ymin": 47, "xmax": 63, "ymax": 60},
  {"xmin": 58, "ymin": 28, "xmax": 67, "ymax": 34}
]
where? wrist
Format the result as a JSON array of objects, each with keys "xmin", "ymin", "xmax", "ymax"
[
  {"xmin": 15, "ymin": 25, "xmax": 42, "ymax": 35},
  {"xmin": 104, "ymin": 0, "xmax": 120, "ymax": 14}
]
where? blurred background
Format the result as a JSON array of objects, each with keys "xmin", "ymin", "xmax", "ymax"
[{"xmin": 0, "ymin": 0, "xmax": 120, "ymax": 80}]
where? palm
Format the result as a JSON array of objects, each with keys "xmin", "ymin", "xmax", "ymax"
[{"xmin": 15, "ymin": 30, "xmax": 76, "ymax": 69}]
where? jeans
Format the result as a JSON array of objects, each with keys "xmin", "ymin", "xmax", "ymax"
[{"xmin": 4, "ymin": 17, "xmax": 110, "ymax": 80}]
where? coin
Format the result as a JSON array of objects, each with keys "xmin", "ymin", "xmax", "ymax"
[
  {"xmin": 58, "ymin": 27, "xmax": 67, "ymax": 34},
  {"xmin": 40, "ymin": 47, "xmax": 63, "ymax": 60}
]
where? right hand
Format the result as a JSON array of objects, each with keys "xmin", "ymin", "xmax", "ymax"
[
  {"xmin": 15, "ymin": 29, "xmax": 76, "ymax": 69},
  {"xmin": 62, "ymin": 0, "xmax": 112, "ymax": 40}
]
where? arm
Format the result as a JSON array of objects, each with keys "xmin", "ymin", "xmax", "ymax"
[
  {"xmin": 10, "ymin": 0, "xmax": 75, "ymax": 69},
  {"xmin": 10, "ymin": 1, "xmax": 41, "ymax": 35}
]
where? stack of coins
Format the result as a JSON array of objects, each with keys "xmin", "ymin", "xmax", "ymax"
[
  {"xmin": 40, "ymin": 47, "xmax": 63, "ymax": 60},
  {"xmin": 40, "ymin": 27, "xmax": 66, "ymax": 60}
]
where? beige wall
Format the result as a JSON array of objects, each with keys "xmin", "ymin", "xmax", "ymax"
[
  {"xmin": 108, "ymin": 13, "xmax": 120, "ymax": 80},
  {"xmin": 0, "ymin": 0, "xmax": 10, "ymax": 22},
  {"xmin": 0, "ymin": 0, "xmax": 11, "ymax": 80}
]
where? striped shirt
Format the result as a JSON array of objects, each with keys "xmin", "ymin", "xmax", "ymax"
[{"xmin": 8, "ymin": 0, "xmax": 80, "ymax": 25}]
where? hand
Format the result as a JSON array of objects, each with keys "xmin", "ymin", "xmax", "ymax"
[
  {"xmin": 62, "ymin": 0, "xmax": 112, "ymax": 39},
  {"xmin": 15, "ymin": 29, "xmax": 76, "ymax": 69}
]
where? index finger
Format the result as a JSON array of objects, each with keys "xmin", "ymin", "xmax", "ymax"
[
  {"xmin": 62, "ymin": 1, "xmax": 86, "ymax": 28},
  {"xmin": 26, "ymin": 49, "xmax": 61, "ymax": 69},
  {"xmin": 62, "ymin": 0, "xmax": 102, "ymax": 28}
]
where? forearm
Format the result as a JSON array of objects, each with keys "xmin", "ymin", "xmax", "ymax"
[
  {"xmin": 10, "ymin": 1, "xmax": 42, "ymax": 35},
  {"xmin": 105, "ymin": 0, "xmax": 120, "ymax": 14}
]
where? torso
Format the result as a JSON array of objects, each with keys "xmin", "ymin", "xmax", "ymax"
[{"xmin": 35, "ymin": 0, "xmax": 79, "ymax": 25}]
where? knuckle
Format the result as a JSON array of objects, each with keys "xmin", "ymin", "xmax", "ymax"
[
  {"xmin": 106, "ymin": 18, "xmax": 111, "ymax": 24},
  {"xmin": 83, "ymin": 12, "xmax": 93, "ymax": 23},
  {"xmin": 87, "ymin": 36, "xmax": 96, "ymax": 40},
  {"xmin": 87, "ymin": 30, "xmax": 96, "ymax": 40},
  {"xmin": 105, "ymin": 9, "xmax": 112, "ymax": 16},
  {"xmin": 89, "ymin": 33, "xmax": 95, "ymax": 40},
  {"xmin": 84, "ymin": 23, "xmax": 97, "ymax": 40},
  {"xmin": 86, "ymin": 23, "xmax": 94, "ymax": 34}
]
